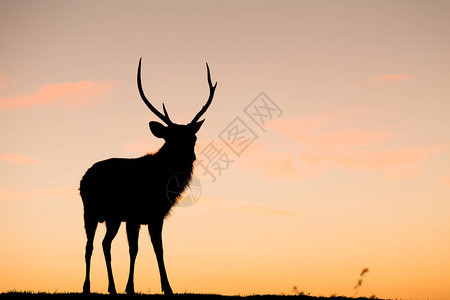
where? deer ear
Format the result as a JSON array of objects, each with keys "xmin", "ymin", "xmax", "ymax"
[
  {"xmin": 191, "ymin": 119, "xmax": 204, "ymax": 134},
  {"xmin": 149, "ymin": 121, "xmax": 167, "ymax": 138}
]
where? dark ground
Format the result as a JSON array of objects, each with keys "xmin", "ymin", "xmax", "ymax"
[{"xmin": 0, "ymin": 292, "xmax": 385, "ymax": 300}]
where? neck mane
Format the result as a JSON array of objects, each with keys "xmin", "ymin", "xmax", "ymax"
[{"xmin": 153, "ymin": 143, "xmax": 195, "ymax": 173}]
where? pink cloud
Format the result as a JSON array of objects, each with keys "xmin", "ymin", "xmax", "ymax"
[
  {"xmin": 384, "ymin": 167, "xmax": 422, "ymax": 181},
  {"xmin": 299, "ymin": 145, "xmax": 446, "ymax": 180},
  {"xmin": 0, "ymin": 81, "xmax": 114, "ymax": 111},
  {"xmin": 260, "ymin": 108, "xmax": 448, "ymax": 181},
  {"xmin": 299, "ymin": 130, "xmax": 393, "ymax": 150},
  {"xmin": 0, "ymin": 153, "xmax": 41, "ymax": 165},
  {"xmin": 265, "ymin": 108, "xmax": 372, "ymax": 139},
  {"xmin": 300, "ymin": 145, "xmax": 446, "ymax": 170},
  {"xmin": 266, "ymin": 110, "xmax": 394, "ymax": 151},
  {"xmin": 373, "ymin": 74, "xmax": 416, "ymax": 81}
]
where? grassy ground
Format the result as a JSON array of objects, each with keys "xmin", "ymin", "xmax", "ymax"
[{"xmin": 0, "ymin": 292, "xmax": 384, "ymax": 300}]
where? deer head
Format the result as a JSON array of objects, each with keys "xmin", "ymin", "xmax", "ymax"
[{"xmin": 137, "ymin": 58, "xmax": 217, "ymax": 158}]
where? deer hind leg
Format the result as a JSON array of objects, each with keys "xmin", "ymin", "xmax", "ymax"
[
  {"xmin": 149, "ymin": 221, "xmax": 173, "ymax": 295},
  {"xmin": 102, "ymin": 220, "xmax": 121, "ymax": 295},
  {"xmin": 83, "ymin": 214, "xmax": 98, "ymax": 294},
  {"xmin": 125, "ymin": 222, "xmax": 140, "ymax": 295}
]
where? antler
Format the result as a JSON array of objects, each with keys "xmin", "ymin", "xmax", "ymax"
[
  {"xmin": 191, "ymin": 63, "xmax": 217, "ymax": 124},
  {"xmin": 137, "ymin": 58, "xmax": 174, "ymax": 125}
]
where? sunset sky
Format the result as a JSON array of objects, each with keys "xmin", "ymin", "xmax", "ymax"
[{"xmin": 1, "ymin": 1, "xmax": 450, "ymax": 299}]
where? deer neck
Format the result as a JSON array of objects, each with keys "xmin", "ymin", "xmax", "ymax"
[{"xmin": 156, "ymin": 143, "xmax": 195, "ymax": 171}]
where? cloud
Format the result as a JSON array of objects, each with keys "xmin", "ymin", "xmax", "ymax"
[
  {"xmin": 296, "ymin": 129, "xmax": 392, "ymax": 150},
  {"xmin": 0, "ymin": 153, "xmax": 41, "ymax": 165},
  {"xmin": 300, "ymin": 145, "xmax": 446, "ymax": 170},
  {"xmin": 266, "ymin": 107, "xmax": 394, "ymax": 151},
  {"xmin": 299, "ymin": 145, "xmax": 446, "ymax": 179},
  {"xmin": 373, "ymin": 74, "xmax": 416, "ymax": 82},
  {"xmin": 382, "ymin": 167, "xmax": 422, "ymax": 181},
  {"xmin": 0, "ymin": 80, "xmax": 114, "ymax": 111},
  {"xmin": 258, "ymin": 108, "xmax": 448, "ymax": 181}
]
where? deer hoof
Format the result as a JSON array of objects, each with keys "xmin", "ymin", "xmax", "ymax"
[
  {"xmin": 108, "ymin": 285, "xmax": 117, "ymax": 295},
  {"xmin": 125, "ymin": 285, "xmax": 135, "ymax": 295},
  {"xmin": 163, "ymin": 286, "xmax": 173, "ymax": 295},
  {"xmin": 82, "ymin": 281, "xmax": 90, "ymax": 294}
]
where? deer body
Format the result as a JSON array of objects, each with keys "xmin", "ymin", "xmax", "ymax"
[
  {"xmin": 80, "ymin": 58, "xmax": 216, "ymax": 295},
  {"xmin": 80, "ymin": 149, "xmax": 193, "ymax": 223}
]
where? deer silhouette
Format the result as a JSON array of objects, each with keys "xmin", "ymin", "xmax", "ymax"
[{"xmin": 79, "ymin": 58, "xmax": 217, "ymax": 295}]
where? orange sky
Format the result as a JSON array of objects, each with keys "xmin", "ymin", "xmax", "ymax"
[{"xmin": 1, "ymin": 1, "xmax": 450, "ymax": 299}]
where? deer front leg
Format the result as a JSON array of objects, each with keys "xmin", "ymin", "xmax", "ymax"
[
  {"xmin": 83, "ymin": 217, "xmax": 97, "ymax": 294},
  {"xmin": 125, "ymin": 222, "xmax": 140, "ymax": 295},
  {"xmin": 149, "ymin": 221, "xmax": 173, "ymax": 295},
  {"xmin": 102, "ymin": 220, "xmax": 120, "ymax": 295}
]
